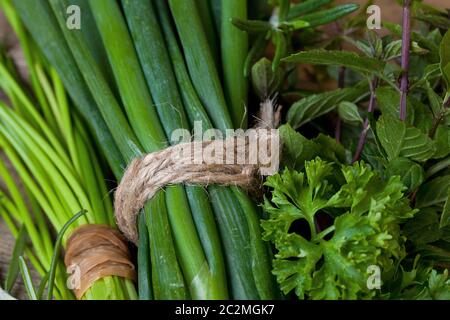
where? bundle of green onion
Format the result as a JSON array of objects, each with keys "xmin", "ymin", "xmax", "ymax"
[{"xmin": 3, "ymin": 0, "xmax": 280, "ymax": 299}]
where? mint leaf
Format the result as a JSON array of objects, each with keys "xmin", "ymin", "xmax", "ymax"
[
  {"xmin": 279, "ymin": 124, "xmax": 319, "ymax": 170},
  {"xmin": 385, "ymin": 157, "xmax": 424, "ymax": 191},
  {"xmin": 287, "ymin": 82, "xmax": 367, "ymax": 129},
  {"xmin": 440, "ymin": 192, "xmax": 450, "ymax": 228},
  {"xmin": 440, "ymin": 29, "xmax": 450, "ymax": 91},
  {"xmin": 415, "ymin": 175, "xmax": 450, "ymax": 208},
  {"xmin": 376, "ymin": 116, "xmax": 436, "ymax": 162},
  {"xmin": 338, "ymin": 101, "xmax": 363, "ymax": 125},
  {"xmin": 432, "ymin": 125, "xmax": 450, "ymax": 159},
  {"xmin": 377, "ymin": 87, "xmax": 415, "ymax": 125},
  {"xmin": 282, "ymin": 50, "xmax": 385, "ymax": 75},
  {"xmin": 251, "ymin": 57, "xmax": 283, "ymax": 99}
]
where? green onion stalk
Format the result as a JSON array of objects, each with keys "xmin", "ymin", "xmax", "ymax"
[
  {"xmin": 11, "ymin": 0, "xmax": 279, "ymax": 299},
  {"xmin": 0, "ymin": 0, "xmax": 137, "ymax": 300}
]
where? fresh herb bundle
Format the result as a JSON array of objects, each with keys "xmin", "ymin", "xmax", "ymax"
[
  {"xmin": 1, "ymin": 0, "xmax": 449, "ymax": 301},
  {"xmin": 245, "ymin": 0, "xmax": 450, "ymax": 299}
]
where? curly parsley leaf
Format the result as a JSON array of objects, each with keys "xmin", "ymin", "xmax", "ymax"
[{"xmin": 262, "ymin": 158, "xmax": 417, "ymax": 299}]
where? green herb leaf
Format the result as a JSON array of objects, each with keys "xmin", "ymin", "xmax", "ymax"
[
  {"xmin": 294, "ymin": 4, "xmax": 360, "ymax": 28},
  {"xmin": 377, "ymin": 87, "xmax": 414, "ymax": 125},
  {"xmin": 251, "ymin": 57, "xmax": 283, "ymax": 99},
  {"xmin": 287, "ymin": 82, "xmax": 367, "ymax": 129},
  {"xmin": 262, "ymin": 159, "xmax": 416, "ymax": 299},
  {"xmin": 47, "ymin": 210, "xmax": 86, "ymax": 300},
  {"xmin": 440, "ymin": 192, "xmax": 450, "ymax": 228},
  {"xmin": 376, "ymin": 116, "xmax": 436, "ymax": 162},
  {"xmin": 18, "ymin": 256, "xmax": 37, "ymax": 300},
  {"xmin": 440, "ymin": 29, "xmax": 450, "ymax": 91},
  {"xmin": 385, "ymin": 157, "xmax": 424, "ymax": 191},
  {"xmin": 282, "ymin": 50, "xmax": 385, "ymax": 75},
  {"xmin": 416, "ymin": 175, "xmax": 450, "ymax": 208},
  {"xmin": 279, "ymin": 124, "xmax": 319, "ymax": 170},
  {"xmin": 338, "ymin": 101, "xmax": 363, "ymax": 125}
]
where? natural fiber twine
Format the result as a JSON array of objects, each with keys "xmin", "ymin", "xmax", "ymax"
[
  {"xmin": 64, "ymin": 224, "xmax": 136, "ymax": 299},
  {"xmin": 114, "ymin": 100, "xmax": 281, "ymax": 244}
]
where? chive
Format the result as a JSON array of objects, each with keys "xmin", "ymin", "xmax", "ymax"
[
  {"xmin": 209, "ymin": 186, "xmax": 259, "ymax": 299},
  {"xmin": 4, "ymin": 225, "xmax": 28, "ymax": 292},
  {"xmin": 232, "ymin": 187, "xmax": 279, "ymax": 299},
  {"xmin": 137, "ymin": 212, "xmax": 152, "ymax": 300},
  {"xmin": 0, "ymin": 0, "xmax": 53, "ymax": 127},
  {"xmin": 12, "ymin": 0, "xmax": 126, "ymax": 177},
  {"xmin": 169, "ymin": 0, "xmax": 233, "ymax": 132},
  {"xmin": 195, "ymin": 0, "xmax": 220, "ymax": 68},
  {"xmin": 88, "ymin": 0, "xmax": 167, "ymax": 153},
  {"xmin": 160, "ymin": 0, "xmax": 275, "ymax": 299},
  {"xmin": 221, "ymin": 0, "xmax": 249, "ymax": 128},
  {"xmin": 124, "ymin": 0, "xmax": 228, "ymax": 299},
  {"xmin": 19, "ymin": 256, "xmax": 38, "ymax": 300},
  {"xmin": 146, "ymin": 193, "xmax": 188, "ymax": 299},
  {"xmin": 49, "ymin": 0, "xmax": 185, "ymax": 299},
  {"xmin": 154, "ymin": 0, "xmax": 212, "ymax": 129},
  {"xmin": 121, "ymin": 0, "xmax": 189, "ymax": 137},
  {"xmin": 184, "ymin": 186, "xmax": 228, "ymax": 299},
  {"xmin": 47, "ymin": 210, "xmax": 86, "ymax": 300},
  {"xmin": 36, "ymin": 273, "xmax": 49, "ymax": 300}
]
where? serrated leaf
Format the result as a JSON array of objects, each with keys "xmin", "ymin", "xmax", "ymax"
[
  {"xmin": 432, "ymin": 125, "xmax": 450, "ymax": 159},
  {"xmin": 279, "ymin": 124, "xmax": 319, "ymax": 170},
  {"xmin": 287, "ymin": 82, "xmax": 367, "ymax": 129},
  {"xmin": 383, "ymin": 40, "xmax": 403, "ymax": 61},
  {"xmin": 251, "ymin": 57, "xmax": 283, "ymax": 99},
  {"xmin": 403, "ymin": 208, "xmax": 443, "ymax": 245},
  {"xmin": 440, "ymin": 192, "xmax": 450, "ymax": 228},
  {"xmin": 416, "ymin": 175, "xmax": 450, "ymax": 208},
  {"xmin": 385, "ymin": 157, "xmax": 424, "ymax": 191},
  {"xmin": 439, "ymin": 29, "xmax": 450, "ymax": 90},
  {"xmin": 295, "ymin": 4, "xmax": 360, "ymax": 28},
  {"xmin": 426, "ymin": 82, "xmax": 444, "ymax": 117},
  {"xmin": 338, "ymin": 101, "xmax": 363, "ymax": 125},
  {"xmin": 376, "ymin": 87, "xmax": 414, "ymax": 125},
  {"xmin": 283, "ymin": 50, "xmax": 384, "ymax": 75},
  {"xmin": 377, "ymin": 116, "xmax": 435, "ymax": 162}
]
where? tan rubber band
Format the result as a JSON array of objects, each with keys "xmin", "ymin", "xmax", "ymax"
[
  {"xmin": 64, "ymin": 224, "xmax": 136, "ymax": 299},
  {"xmin": 114, "ymin": 100, "xmax": 281, "ymax": 244}
]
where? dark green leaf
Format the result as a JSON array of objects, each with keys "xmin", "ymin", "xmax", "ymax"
[
  {"xmin": 404, "ymin": 208, "xmax": 442, "ymax": 245},
  {"xmin": 376, "ymin": 87, "xmax": 414, "ymax": 125},
  {"xmin": 385, "ymin": 157, "xmax": 424, "ymax": 191},
  {"xmin": 287, "ymin": 82, "xmax": 368, "ymax": 129},
  {"xmin": 295, "ymin": 4, "xmax": 360, "ymax": 28},
  {"xmin": 440, "ymin": 29, "xmax": 450, "ymax": 91},
  {"xmin": 338, "ymin": 101, "xmax": 363, "ymax": 125},
  {"xmin": 283, "ymin": 50, "xmax": 384, "ymax": 75},
  {"xmin": 432, "ymin": 125, "xmax": 450, "ymax": 159},
  {"xmin": 440, "ymin": 192, "xmax": 450, "ymax": 228},
  {"xmin": 376, "ymin": 116, "xmax": 435, "ymax": 162},
  {"xmin": 287, "ymin": 0, "xmax": 332, "ymax": 20},
  {"xmin": 279, "ymin": 124, "xmax": 319, "ymax": 170},
  {"xmin": 251, "ymin": 58, "xmax": 283, "ymax": 99},
  {"xmin": 47, "ymin": 210, "xmax": 86, "ymax": 300},
  {"xmin": 416, "ymin": 175, "xmax": 450, "ymax": 208},
  {"xmin": 230, "ymin": 17, "xmax": 272, "ymax": 33}
]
